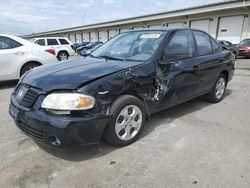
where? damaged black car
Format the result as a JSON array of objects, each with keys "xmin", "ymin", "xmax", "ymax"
[{"xmin": 9, "ymin": 29, "xmax": 235, "ymax": 147}]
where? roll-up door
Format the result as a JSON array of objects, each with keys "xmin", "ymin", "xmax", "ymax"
[
  {"xmin": 148, "ymin": 24, "xmax": 164, "ymax": 29},
  {"xmin": 120, "ymin": 28, "xmax": 130, "ymax": 33},
  {"xmin": 190, "ymin": 19, "xmax": 210, "ymax": 33},
  {"xmin": 167, "ymin": 22, "xmax": 184, "ymax": 28},
  {"xmin": 75, "ymin": 33, "xmax": 82, "ymax": 43},
  {"xmin": 90, "ymin": 32, "xmax": 98, "ymax": 41},
  {"xmin": 99, "ymin": 31, "xmax": 108, "ymax": 42},
  {"xmin": 82, "ymin": 33, "xmax": 89, "ymax": 42},
  {"xmin": 133, "ymin": 26, "xmax": 144, "ymax": 30},
  {"xmin": 108, "ymin": 29, "xmax": 119, "ymax": 39},
  {"xmin": 69, "ymin": 34, "xmax": 75, "ymax": 43},
  {"xmin": 217, "ymin": 15, "xmax": 244, "ymax": 44}
]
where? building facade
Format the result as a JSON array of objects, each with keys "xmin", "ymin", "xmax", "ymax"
[{"xmin": 22, "ymin": 0, "xmax": 250, "ymax": 44}]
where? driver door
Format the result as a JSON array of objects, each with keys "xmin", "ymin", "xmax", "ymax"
[{"xmin": 155, "ymin": 30, "xmax": 202, "ymax": 110}]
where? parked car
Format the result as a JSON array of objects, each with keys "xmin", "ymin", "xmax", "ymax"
[
  {"xmin": 31, "ymin": 37, "xmax": 76, "ymax": 61},
  {"xmin": 9, "ymin": 29, "xmax": 234, "ymax": 147},
  {"xmin": 76, "ymin": 41, "xmax": 103, "ymax": 53},
  {"xmin": 218, "ymin": 40, "xmax": 239, "ymax": 58},
  {"xmin": 0, "ymin": 34, "xmax": 57, "ymax": 82},
  {"xmin": 237, "ymin": 39, "xmax": 250, "ymax": 57},
  {"xmin": 72, "ymin": 42, "xmax": 89, "ymax": 51},
  {"xmin": 80, "ymin": 43, "xmax": 102, "ymax": 56}
]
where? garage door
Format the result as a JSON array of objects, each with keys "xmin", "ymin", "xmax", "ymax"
[
  {"xmin": 69, "ymin": 34, "xmax": 75, "ymax": 43},
  {"xmin": 108, "ymin": 29, "xmax": 119, "ymax": 39},
  {"xmin": 133, "ymin": 26, "xmax": 144, "ymax": 30},
  {"xmin": 99, "ymin": 31, "xmax": 108, "ymax": 42},
  {"xmin": 217, "ymin": 15, "xmax": 244, "ymax": 44},
  {"xmin": 190, "ymin": 19, "xmax": 210, "ymax": 33},
  {"xmin": 120, "ymin": 28, "xmax": 130, "ymax": 33},
  {"xmin": 75, "ymin": 33, "xmax": 82, "ymax": 43},
  {"xmin": 167, "ymin": 22, "xmax": 183, "ymax": 28},
  {"xmin": 90, "ymin": 32, "xmax": 98, "ymax": 41},
  {"xmin": 82, "ymin": 33, "xmax": 89, "ymax": 42},
  {"xmin": 148, "ymin": 24, "xmax": 164, "ymax": 28}
]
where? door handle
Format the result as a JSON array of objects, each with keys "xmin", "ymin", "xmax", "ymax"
[{"xmin": 14, "ymin": 51, "xmax": 25, "ymax": 55}]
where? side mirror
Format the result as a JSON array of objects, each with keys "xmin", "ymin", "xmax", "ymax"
[{"xmin": 158, "ymin": 56, "xmax": 169, "ymax": 65}]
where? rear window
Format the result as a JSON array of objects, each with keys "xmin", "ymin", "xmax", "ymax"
[
  {"xmin": 35, "ymin": 39, "xmax": 45, "ymax": 46},
  {"xmin": 47, "ymin": 39, "xmax": 59, "ymax": 45},
  {"xmin": 211, "ymin": 39, "xmax": 221, "ymax": 53},
  {"xmin": 0, "ymin": 37, "xmax": 22, "ymax": 49},
  {"xmin": 240, "ymin": 39, "xmax": 250, "ymax": 45},
  {"xmin": 193, "ymin": 31, "xmax": 213, "ymax": 56},
  {"xmin": 59, "ymin": 39, "xmax": 69, "ymax": 45}
]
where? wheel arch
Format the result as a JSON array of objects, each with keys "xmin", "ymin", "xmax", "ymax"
[
  {"xmin": 20, "ymin": 61, "xmax": 42, "ymax": 77},
  {"xmin": 221, "ymin": 70, "xmax": 229, "ymax": 82}
]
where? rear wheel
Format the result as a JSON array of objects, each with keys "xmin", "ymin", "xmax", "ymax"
[
  {"xmin": 20, "ymin": 62, "xmax": 40, "ymax": 77},
  {"xmin": 205, "ymin": 74, "xmax": 227, "ymax": 103},
  {"xmin": 57, "ymin": 51, "xmax": 69, "ymax": 61},
  {"xmin": 103, "ymin": 95, "xmax": 146, "ymax": 147}
]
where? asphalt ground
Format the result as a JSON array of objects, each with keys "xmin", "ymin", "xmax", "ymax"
[{"xmin": 0, "ymin": 58, "xmax": 250, "ymax": 188}]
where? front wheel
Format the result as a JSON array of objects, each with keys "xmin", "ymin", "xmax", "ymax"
[
  {"xmin": 20, "ymin": 63, "xmax": 40, "ymax": 77},
  {"xmin": 103, "ymin": 95, "xmax": 146, "ymax": 147},
  {"xmin": 205, "ymin": 74, "xmax": 227, "ymax": 103}
]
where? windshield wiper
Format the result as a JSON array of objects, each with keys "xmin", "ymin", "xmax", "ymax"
[
  {"xmin": 89, "ymin": 54, "xmax": 100, "ymax": 59},
  {"xmin": 96, "ymin": 55, "xmax": 126, "ymax": 61}
]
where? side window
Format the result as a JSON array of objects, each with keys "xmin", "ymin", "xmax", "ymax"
[
  {"xmin": 47, "ymin": 39, "xmax": 59, "ymax": 45},
  {"xmin": 59, "ymin": 39, "xmax": 70, "ymax": 45},
  {"xmin": 35, "ymin": 39, "xmax": 45, "ymax": 46},
  {"xmin": 211, "ymin": 39, "xmax": 221, "ymax": 53},
  {"xmin": 165, "ymin": 30, "xmax": 195, "ymax": 59},
  {"xmin": 0, "ymin": 37, "xmax": 11, "ymax": 49},
  {"xmin": 0, "ymin": 37, "xmax": 22, "ymax": 49},
  {"xmin": 193, "ymin": 31, "xmax": 213, "ymax": 56}
]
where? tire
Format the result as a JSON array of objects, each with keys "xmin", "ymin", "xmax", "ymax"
[
  {"xmin": 233, "ymin": 51, "xmax": 237, "ymax": 59},
  {"xmin": 57, "ymin": 51, "xmax": 69, "ymax": 61},
  {"xmin": 20, "ymin": 62, "xmax": 40, "ymax": 77},
  {"xmin": 103, "ymin": 95, "xmax": 146, "ymax": 147},
  {"xmin": 205, "ymin": 74, "xmax": 227, "ymax": 103}
]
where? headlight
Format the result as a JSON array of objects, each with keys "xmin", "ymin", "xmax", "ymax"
[{"xmin": 41, "ymin": 93, "xmax": 95, "ymax": 110}]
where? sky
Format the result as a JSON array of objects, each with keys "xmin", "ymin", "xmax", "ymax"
[{"xmin": 0, "ymin": 0, "xmax": 226, "ymax": 36}]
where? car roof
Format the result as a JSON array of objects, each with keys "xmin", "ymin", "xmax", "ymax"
[
  {"xmin": 32, "ymin": 37, "xmax": 68, "ymax": 39},
  {"xmin": 122, "ymin": 28, "xmax": 210, "ymax": 34}
]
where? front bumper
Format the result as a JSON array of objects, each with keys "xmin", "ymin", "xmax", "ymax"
[{"xmin": 9, "ymin": 94, "xmax": 112, "ymax": 147}]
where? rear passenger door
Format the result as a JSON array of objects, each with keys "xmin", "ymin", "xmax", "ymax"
[
  {"xmin": 193, "ymin": 31, "xmax": 224, "ymax": 93},
  {"xmin": 47, "ymin": 38, "xmax": 60, "ymax": 55}
]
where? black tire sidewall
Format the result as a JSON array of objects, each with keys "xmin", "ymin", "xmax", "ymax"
[
  {"xmin": 57, "ymin": 52, "xmax": 68, "ymax": 61},
  {"xmin": 20, "ymin": 63, "xmax": 39, "ymax": 77},
  {"xmin": 104, "ymin": 95, "xmax": 146, "ymax": 146}
]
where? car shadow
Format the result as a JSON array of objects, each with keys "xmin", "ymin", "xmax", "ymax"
[
  {"xmin": 0, "ymin": 80, "xmax": 18, "ymax": 89},
  {"xmin": 37, "ymin": 89, "xmax": 232, "ymax": 161}
]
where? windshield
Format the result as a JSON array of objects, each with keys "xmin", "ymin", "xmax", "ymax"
[
  {"xmin": 92, "ymin": 31, "xmax": 166, "ymax": 61},
  {"xmin": 240, "ymin": 39, "xmax": 250, "ymax": 45}
]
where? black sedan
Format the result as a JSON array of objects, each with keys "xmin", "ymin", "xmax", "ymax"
[
  {"xmin": 9, "ymin": 29, "xmax": 235, "ymax": 147},
  {"xmin": 218, "ymin": 40, "xmax": 239, "ymax": 58}
]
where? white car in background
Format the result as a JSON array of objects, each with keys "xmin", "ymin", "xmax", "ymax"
[
  {"xmin": 0, "ymin": 34, "xmax": 58, "ymax": 82},
  {"xmin": 31, "ymin": 37, "xmax": 76, "ymax": 61}
]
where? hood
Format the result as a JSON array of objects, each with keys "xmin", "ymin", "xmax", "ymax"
[
  {"xmin": 237, "ymin": 44, "xmax": 250, "ymax": 49},
  {"xmin": 23, "ymin": 57, "xmax": 144, "ymax": 91}
]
